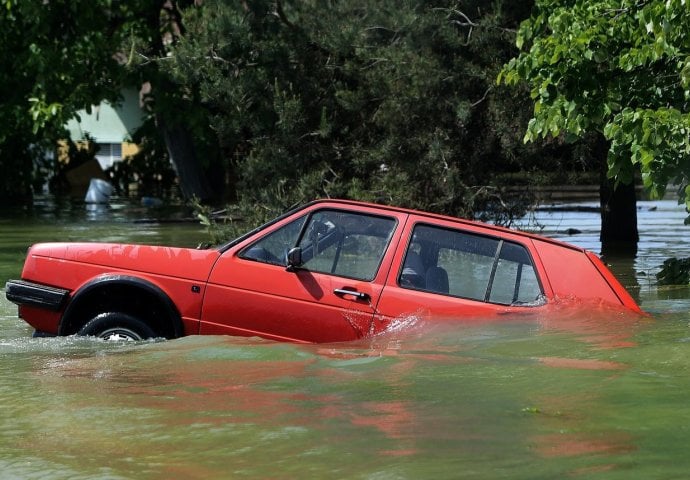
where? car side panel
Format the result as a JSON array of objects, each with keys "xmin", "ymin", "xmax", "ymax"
[
  {"xmin": 532, "ymin": 239, "xmax": 628, "ymax": 306},
  {"xmin": 202, "ymin": 249, "xmax": 389, "ymax": 343},
  {"xmin": 375, "ymin": 285, "xmax": 544, "ymax": 322},
  {"xmin": 585, "ymin": 251, "xmax": 642, "ymax": 312},
  {"xmin": 18, "ymin": 254, "xmax": 208, "ymax": 335}
]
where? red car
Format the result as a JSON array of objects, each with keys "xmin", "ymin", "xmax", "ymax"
[{"xmin": 5, "ymin": 199, "xmax": 642, "ymax": 343}]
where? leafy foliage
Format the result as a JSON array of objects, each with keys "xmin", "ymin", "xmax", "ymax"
[
  {"xmin": 0, "ymin": 1, "xmax": 128, "ymax": 202},
  {"xmin": 169, "ymin": 0, "xmax": 541, "ymax": 220},
  {"xmin": 1, "ymin": 0, "xmax": 584, "ymax": 226},
  {"xmin": 500, "ymin": 0, "xmax": 690, "ymax": 208},
  {"xmin": 0, "ymin": 1, "xmax": 215, "ymax": 203}
]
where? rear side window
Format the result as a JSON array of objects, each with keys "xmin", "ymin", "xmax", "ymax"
[{"xmin": 400, "ymin": 224, "xmax": 543, "ymax": 306}]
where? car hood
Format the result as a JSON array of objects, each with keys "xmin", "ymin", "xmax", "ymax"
[{"xmin": 27, "ymin": 242, "xmax": 221, "ymax": 282}]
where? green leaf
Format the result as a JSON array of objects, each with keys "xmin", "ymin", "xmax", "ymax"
[{"xmin": 640, "ymin": 149, "xmax": 654, "ymax": 167}]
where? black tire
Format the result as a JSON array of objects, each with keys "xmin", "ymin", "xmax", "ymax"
[{"xmin": 78, "ymin": 312, "xmax": 157, "ymax": 341}]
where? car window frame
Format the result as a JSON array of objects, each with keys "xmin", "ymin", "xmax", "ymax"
[
  {"xmin": 293, "ymin": 208, "xmax": 398, "ymax": 282},
  {"xmin": 238, "ymin": 213, "xmax": 308, "ymax": 266},
  {"xmin": 398, "ymin": 222, "xmax": 545, "ymax": 306},
  {"xmin": 218, "ymin": 203, "xmax": 306, "ymax": 253},
  {"xmin": 239, "ymin": 207, "xmax": 399, "ymax": 282}
]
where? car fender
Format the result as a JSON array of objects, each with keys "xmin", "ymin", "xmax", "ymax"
[{"xmin": 58, "ymin": 274, "xmax": 184, "ymax": 337}]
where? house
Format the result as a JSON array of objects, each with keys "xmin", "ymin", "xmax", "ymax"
[
  {"xmin": 64, "ymin": 88, "xmax": 145, "ymax": 170},
  {"xmin": 55, "ymin": 88, "xmax": 146, "ymax": 195}
]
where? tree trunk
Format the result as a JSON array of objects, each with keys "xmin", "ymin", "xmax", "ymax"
[
  {"xmin": 157, "ymin": 115, "xmax": 215, "ymax": 202},
  {"xmin": 594, "ymin": 134, "xmax": 639, "ymax": 256},
  {"xmin": 0, "ymin": 136, "xmax": 34, "ymax": 206},
  {"xmin": 600, "ymin": 177, "xmax": 639, "ymax": 256},
  {"xmin": 143, "ymin": 2, "xmax": 217, "ymax": 203}
]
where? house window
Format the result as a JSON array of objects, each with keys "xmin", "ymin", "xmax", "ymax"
[{"xmin": 95, "ymin": 143, "xmax": 123, "ymax": 169}]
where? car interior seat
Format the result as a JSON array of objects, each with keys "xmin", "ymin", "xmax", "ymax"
[
  {"xmin": 400, "ymin": 251, "xmax": 426, "ymax": 288},
  {"xmin": 425, "ymin": 266, "xmax": 449, "ymax": 294}
]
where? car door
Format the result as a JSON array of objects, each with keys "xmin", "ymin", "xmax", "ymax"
[{"xmin": 200, "ymin": 205, "xmax": 404, "ymax": 343}]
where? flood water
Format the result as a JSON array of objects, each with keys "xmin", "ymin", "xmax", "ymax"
[{"xmin": 1, "ymin": 197, "xmax": 690, "ymax": 479}]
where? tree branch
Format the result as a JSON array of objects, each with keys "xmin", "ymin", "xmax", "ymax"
[{"xmin": 471, "ymin": 87, "xmax": 493, "ymax": 107}]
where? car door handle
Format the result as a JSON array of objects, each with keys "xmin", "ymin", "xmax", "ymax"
[{"xmin": 334, "ymin": 288, "xmax": 370, "ymax": 301}]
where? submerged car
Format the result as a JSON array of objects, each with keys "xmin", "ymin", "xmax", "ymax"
[{"xmin": 5, "ymin": 199, "xmax": 642, "ymax": 343}]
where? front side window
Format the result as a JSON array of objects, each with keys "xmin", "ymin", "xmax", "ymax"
[
  {"xmin": 400, "ymin": 224, "xmax": 543, "ymax": 306},
  {"xmin": 296, "ymin": 210, "xmax": 396, "ymax": 281},
  {"xmin": 240, "ymin": 214, "xmax": 307, "ymax": 265},
  {"xmin": 241, "ymin": 209, "xmax": 396, "ymax": 281}
]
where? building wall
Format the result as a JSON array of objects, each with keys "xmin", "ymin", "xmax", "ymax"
[{"xmin": 64, "ymin": 88, "xmax": 144, "ymax": 170}]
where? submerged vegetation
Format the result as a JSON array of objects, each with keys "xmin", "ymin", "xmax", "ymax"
[{"xmin": 656, "ymin": 257, "xmax": 690, "ymax": 286}]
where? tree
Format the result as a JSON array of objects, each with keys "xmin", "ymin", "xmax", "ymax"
[
  {"xmin": 500, "ymin": 0, "xmax": 690, "ymax": 249},
  {"xmin": 170, "ymin": 0, "xmax": 546, "ymax": 221},
  {"xmin": 127, "ymin": 1, "xmax": 221, "ymax": 202},
  {"xmin": 0, "ymin": 1, "xmax": 220, "ymax": 204},
  {"xmin": 0, "ymin": 1, "xmax": 125, "ymax": 204}
]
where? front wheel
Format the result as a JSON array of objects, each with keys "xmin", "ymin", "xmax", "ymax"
[{"xmin": 78, "ymin": 312, "xmax": 157, "ymax": 341}]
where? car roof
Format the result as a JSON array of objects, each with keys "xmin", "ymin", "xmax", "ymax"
[{"xmin": 307, "ymin": 198, "xmax": 587, "ymax": 253}]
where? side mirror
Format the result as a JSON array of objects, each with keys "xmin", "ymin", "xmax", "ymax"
[{"xmin": 286, "ymin": 247, "xmax": 303, "ymax": 272}]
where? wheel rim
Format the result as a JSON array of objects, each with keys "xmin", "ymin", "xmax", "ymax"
[{"xmin": 97, "ymin": 327, "xmax": 143, "ymax": 341}]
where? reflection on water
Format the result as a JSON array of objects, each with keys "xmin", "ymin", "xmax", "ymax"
[
  {"xmin": 1, "ymin": 197, "xmax": 690, "ymax": 478},
  {"xmin": 2, "ymin": 306, "xmax": 689, "ymax": 479}
]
